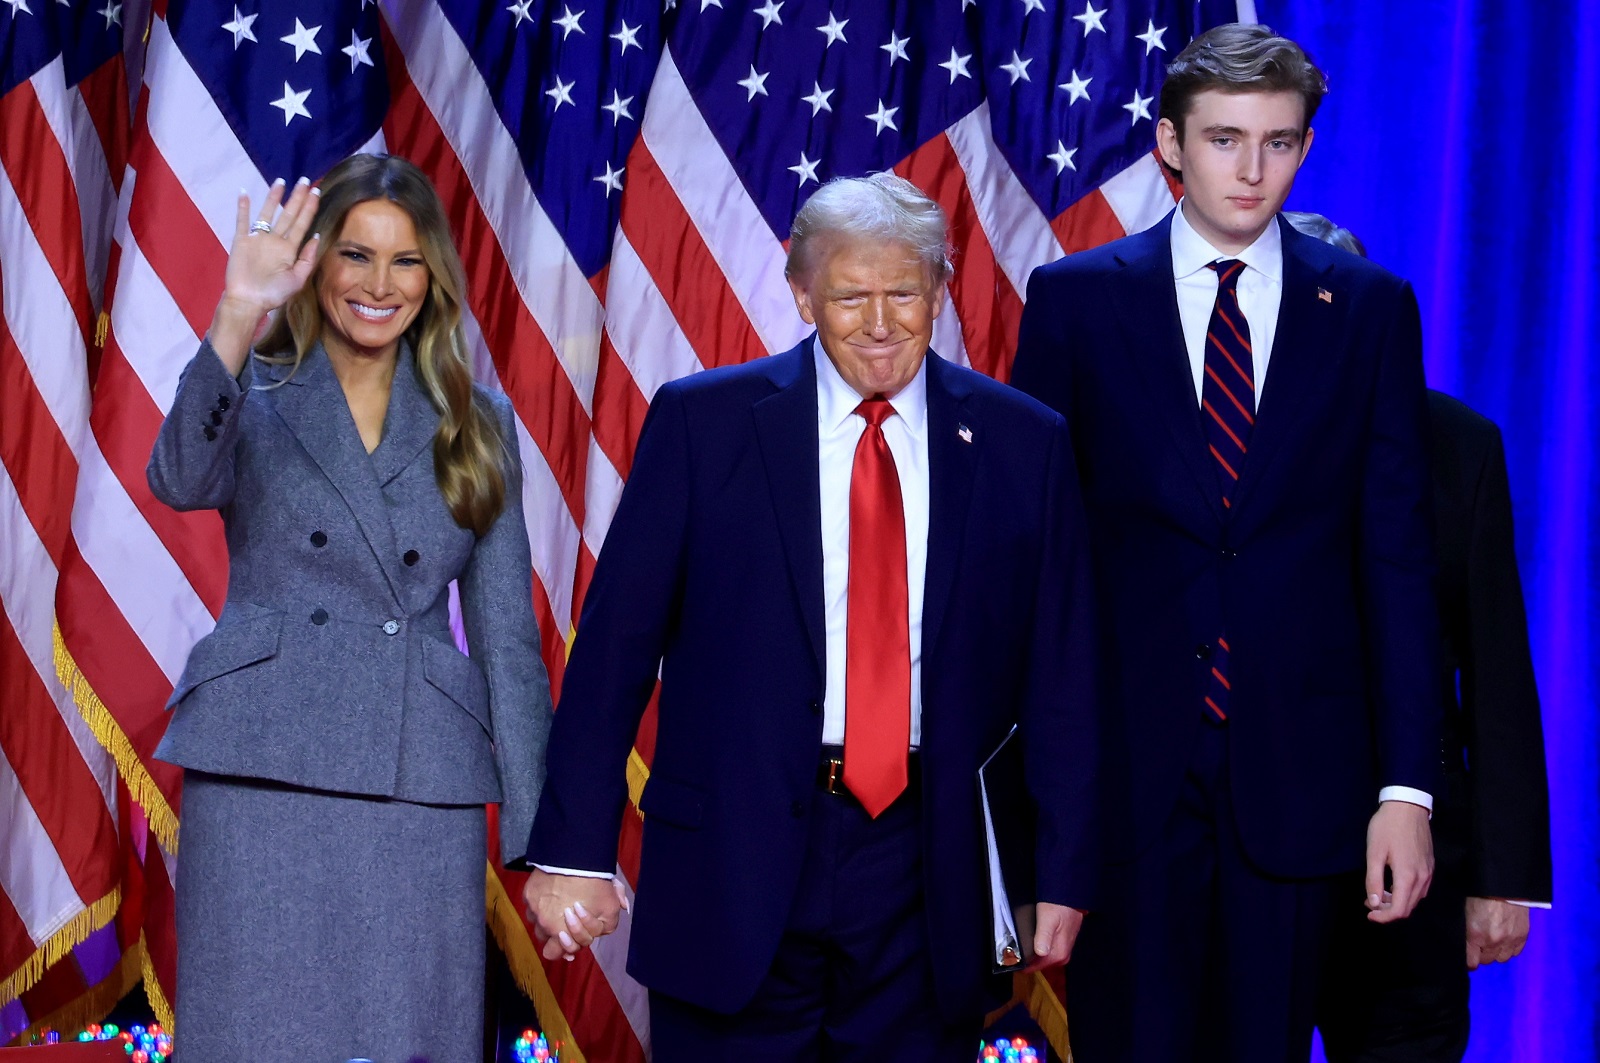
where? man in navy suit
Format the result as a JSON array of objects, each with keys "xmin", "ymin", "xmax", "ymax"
[
  {"xmin": 522, "ymin": 173, "xmax": 1100, "ymax": 1060},
  {"xmin": 1010, "ymin": 25, "xmax": 1442, "ymax": 1063}
]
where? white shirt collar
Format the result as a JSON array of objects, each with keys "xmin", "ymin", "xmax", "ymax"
[
  {"xmin": 812, "ymin": 335, "xmax": 929, "ymax": 437},
  {"xmin": 1170, "ymin": 198, "xmax": 1284, "ymax": 285}
]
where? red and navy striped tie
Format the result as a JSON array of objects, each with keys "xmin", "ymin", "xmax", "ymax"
[{"xmin": 1202, "ymin": 259, "xmax": 1253, "ymax": 721}]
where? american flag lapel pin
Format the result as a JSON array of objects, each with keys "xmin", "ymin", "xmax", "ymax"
[
  {"xmin": 1317, "ymin": 287, "xmax": 1334, "ymax": 303},
  {"xmin": 958, "ymin": 423, "xmax": 974, "ymax": 444}
]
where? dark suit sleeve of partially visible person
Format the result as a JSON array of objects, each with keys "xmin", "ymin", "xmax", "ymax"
[
  {"xmin": 525, "ymin": 383, "xmax": 693, "ymax": 873},
  {"xmin": 1462, "ymin": 424, "xmax": 1553, "ymax": 903},
  {"xmin": 147, "ymin": 340, "xmax": 249, "ymax": 510},
  {"xmin": 458, "ymin": 392, "xmax": 555, "ymax": 869},
  {"xmin": 1359, "ymin": 282, "xmax": 1443, "ymax": 799},
  {"xmin": 1022, "ymin": 412, "xmax": 1101, "ymax": 910}
]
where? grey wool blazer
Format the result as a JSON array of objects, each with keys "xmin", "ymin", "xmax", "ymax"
[{"xmin": 147, "ymin": 339, "xmax": 552, "ymax": 867}]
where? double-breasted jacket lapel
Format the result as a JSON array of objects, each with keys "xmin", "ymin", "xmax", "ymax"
[
  {"xmin": 1107, "ymin": 219, "xmax": 1227, "ymax": 525},
  {"xmin": 921, "ymin": 354, "xmax": 978, "ymax": 660},
  {"xmin": 752, "ymin": 346, "xmax": 827, "ymax": 679},
  {"xmin": 259, "ymin": 342, "xmax": 435, "ymax": 603}
]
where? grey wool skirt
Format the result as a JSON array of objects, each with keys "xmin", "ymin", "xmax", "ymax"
[{"xmin": 175, "ymin": 770, "xmax": 488, "ymax": 1063}]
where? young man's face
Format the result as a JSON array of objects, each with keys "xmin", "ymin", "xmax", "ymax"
[{"xmin": 1157, "ymin": 88, "xmax": 1314, "ymax": 255}]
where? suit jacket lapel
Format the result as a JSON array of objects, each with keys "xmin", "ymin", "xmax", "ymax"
[
  {"xmin": 370, "ymin": 344, "xmax": 438, "ymax": 489},
  {"xmin": 921, "ymin": 354, "xmax": 976, "ymax": 659},
  {"xmin": 263, "ymin": 346, "xmax": 404, "ymax": 599},
  {"xmin": 752, "ymin": 342, "xmax": 826, "ymax": 677},
  {"xmin": 1108, "ymin": 219, "xmax": 1225, "ymax": 522},
  {"xmin": 1231, "ymin": 222, "xmax": 1342, "ymax": 515}
]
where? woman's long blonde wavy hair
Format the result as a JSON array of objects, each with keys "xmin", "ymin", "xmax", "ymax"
[{"xmin": 256, "ymin": 154, "xmax": 510, "ymax": 536}]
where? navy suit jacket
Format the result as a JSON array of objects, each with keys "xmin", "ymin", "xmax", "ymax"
[
  {"xmin": 528, "ymin": 340, "xmax": 1099, "ymax": 1016},
  {"xmin": 1011, "ymin": 213, "xmax": 1441, "ymax": 879}
]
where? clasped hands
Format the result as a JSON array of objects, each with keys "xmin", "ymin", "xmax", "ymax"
[{"xmin": 521, "ymin": 869, "xmax": 631, "ymax": 962}]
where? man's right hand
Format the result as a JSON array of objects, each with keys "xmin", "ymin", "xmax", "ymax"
[{"xmin": 521, "ymin": 870, "xmax": 629, "ymax": 962}]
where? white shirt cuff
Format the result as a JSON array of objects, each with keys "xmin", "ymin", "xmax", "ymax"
[
  {"xmin": 1378, "ymin": 785, "xmax": 1434, "ymax": 813},
  {"xmin": 1506, "ymin": 899, "xmax": 1552, "ymax": 909},
  {"xmin": 532, "ymin": 864, "xmax": 615, "ymax": 880}
]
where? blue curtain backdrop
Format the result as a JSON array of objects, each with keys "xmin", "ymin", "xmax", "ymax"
[{"xmin": 1263, "ymin": 2, "xmax": 1600, "ymax": 1059}]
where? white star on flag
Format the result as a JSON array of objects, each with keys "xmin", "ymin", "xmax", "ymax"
[
  {"xmin": 610, "ymin": 20, "xmax": 642, "ymax": 52},
  {"xmin": 1000, "ymin": 50, "xmax": 1032, "ymax": 84},
  {"xmin": 881, "ymin": 31, "xmax": 911, "ymax": 65},
  {"xmin": 939, "ymin": 47, "xmax": 973, "ymax": 84},
  {"xmin": 1, "ymin": 0, "xmax": 33, "ymax": 16},
  {"xmin": 801, "ymin": 81, "xmax": 834, "ymax": 115},
  {"xmin": 1058, "ymin": 69, "xmax": 1092, "ymax": 103},
  {"xmin": 1136, "ymin": 20, "xmax": 1168, "ymax": 54},
  {"xmin": 554, "ymin": 6, "xmax": 584, "ymax": 38},
  {"xmin": 816, "ymin": 12, "xmax": 848, "ymax": 46},
  {"xmin": 595, "ymin": 161, "xmax": 624, "ymax": 196},
  {"xmin": 866, "ymin": 99, "xmax": 899, "ymax": 134},
  {"xmin": 1123, "ymin": 89, "xmax": 1154, "ymax": 125},
  {"xmin": 280, "ymin": 18, "xmax": 322, "ymax": 62},
  {"xmin": 1072, "ymin": 1, "xmax": 1107, "ymax": 35},
  {"xmin": 341, "ymin": 31, "xmax": 374, "ymax": 71},
  {"xmin": 1048, "ymin": 141, "xmax": 1078, "ymax": 173},
  {"xmin": 753, "ymin": 0, "xmax": 782, "ymax": 29},
  {"xmin": 738, "ymin": 64, "xmax": 770, "ymax": 100},
  {"xmin": 1019, "ymin": 0, "xmax": 1044, "ymax": 13},
  {"xmin": 594, "ymin": 161, "xmax": 625, "ymax": 196},
  {"xmin": 506, "ymin": 0, "xmax": 533, "ymax": 26},
  {"xmin": 270, "ymin": 82, "xmax": 312, "ymax": 124},
  {"xmin": 220, "ymin": 5, "xmax": 257, "ymax": 48},
  {"xmin": 602, "ymin": 89, "xmax": 635, "ymax": 124},
  {"xmin": 97, "ymin": 0, "xmax": 120, "ymax": 28},
  {"xmin": 789, "ymin": 152, "xmax": 820, "ymax": 186},
  {"xmin": 546, "ymin": 75, "xmax": 576, "ymax": 110}
]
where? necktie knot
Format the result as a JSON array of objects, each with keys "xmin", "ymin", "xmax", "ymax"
[
  {"xmin": 1209, "ymin": 259, "xmax": 1245, "ymax": 290},
  {"xmin": 855, "ymin": 396, "xmax": 893, "ymax": 428}
]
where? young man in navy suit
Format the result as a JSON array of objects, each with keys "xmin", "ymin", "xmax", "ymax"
[
  {"xmin": 522, "ymin": 173, "xmax": 1100, "ymax": 1061},
  {"xmin": 1011, "ymin": 25, "xmax": 1442, "ymax": 1063}
]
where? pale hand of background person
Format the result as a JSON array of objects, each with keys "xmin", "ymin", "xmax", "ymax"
[
  {"xmin": 1465, "ymin": 897, "xmax": 1530, "ymax": 969},
  {"xmin": 208, "ymin": 176, "xmax": 323, "ymax": 376},
  {"xmin": 521, "ymin": 869, "xmax": 629, "ymax": 962},
  {"xmin": 1026, "ymin": 902, "xmax": 1086, "ymax": 971},
  {"xmin": 1364, "ymin": 800, "xmax": 1434, "ymax": 923}
]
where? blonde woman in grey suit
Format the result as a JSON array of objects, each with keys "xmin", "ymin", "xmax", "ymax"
[{"xmin": 148, "ymin": 154, "xmax": 552, "ymax": 1063}]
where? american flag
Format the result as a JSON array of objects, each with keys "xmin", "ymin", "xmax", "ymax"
[{"xmin": 2, "ymin": 0, "xmax": 1245, "ymax": 1055}]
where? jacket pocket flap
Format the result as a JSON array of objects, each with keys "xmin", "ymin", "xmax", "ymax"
[
  {"xmin": 421, "ymin": 635, "xmax": 491, "ymax": 731},
  {"xmin": 638, "ymin": 774, "xmax": 705, "ymax": 830},
  {"xmin": 168, "ymin": 613, "xmax": 284, "ymax": 707}
]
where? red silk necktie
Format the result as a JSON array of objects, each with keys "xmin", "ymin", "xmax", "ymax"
[{"xmin": 844, "ymin": 396, "xmax": 911, "ymax": 818}]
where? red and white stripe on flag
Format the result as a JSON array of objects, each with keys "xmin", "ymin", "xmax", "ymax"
[{"xmin": 0, "ymin": 38, "xmax": 128, "ymax": 1029}]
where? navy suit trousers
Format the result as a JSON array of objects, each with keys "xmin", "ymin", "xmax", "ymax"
[
  {"xmin": 649, "ymin": 783, "xmax": 982, "ymax": 1062},
  {"xmin": 1067, "ymin": 722, "xmax": 1343, "ymax": 1063}
]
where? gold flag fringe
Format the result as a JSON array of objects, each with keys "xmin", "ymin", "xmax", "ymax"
[
  {"xmin": 138, "ymin": 935, "xmax": 175, "ymax": 1032},
  {"xmin": 0, "ymin": 889, "xmax": 121, "ymax": 1008},
  {"xmin": 625, "ymin": 750, "xmax": 650, "ymax": 817},
  {"xmin": 1023, "ymin": 970, "xmax": 1073, "ymax": 1062},
  {"xmin": 7, "ymin": 935, "xmax": 143, "ymax": 1047},
  {"xmin": 53, "ymin": 620, "xmax": 181, "ymax": 854},
  {"xmin": 485, "ymin": 865, "xmax": 588, "ymax": 1063}
]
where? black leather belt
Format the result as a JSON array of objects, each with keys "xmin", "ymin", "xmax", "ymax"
[{"xmin": 816, "ymin": 745, "xmax": 921, "ymax": 796}]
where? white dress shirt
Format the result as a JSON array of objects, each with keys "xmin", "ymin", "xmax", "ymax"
[
  {"xmin": 814, "ymin": 338, "xmax": 930, "ymax": 748},
  {"xmin": 1169, "ymin": 201, "xmax": 1433, "ymax": 814},
  {"xmin": 1171, "ymin": 199, "xmax": 1283, "ymax": 410}
]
